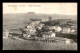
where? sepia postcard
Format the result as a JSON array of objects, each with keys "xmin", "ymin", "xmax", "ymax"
[{"xmin": 3, "ymin": 3, "xmax": 77, "ymax": 50}]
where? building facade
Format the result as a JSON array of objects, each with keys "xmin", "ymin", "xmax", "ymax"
[{"xmin": 3, "ymin": 29, "xmax": 9, "ymax": 38}]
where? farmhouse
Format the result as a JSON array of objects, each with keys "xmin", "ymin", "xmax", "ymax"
[
  {"xmin": 48, "ymin": 25, "xmax": 62, "ymax": 32},
  {"xmin": 27, "ymin": 24, "xmax": 33, "ymax": 29},
  {"xmin": 9, "ymin": 29, "xmax": 22, "ymax": 38},
  {"xmin": 62, "ymin": 27, "xmax": 76, "ymax": 34},
  {"xmin": 22, "ymin": 26, "xmax": 37, "ymax": 39},
  {"xmin": 41, "ymin": 19, "xmax": 49, "ymax": 22},
  {"xmin": 54, "ymin": 25, "xmax": 62, "ymax": 32},
  {"xmin": 23, "ymin": 33, "xmax": 31, "ymax": 39},
  {"xmin": 69, "ymin": 28, "xmax": 76, "ymax": 33},
  {"xmin": 27, "ymin": 19, "xmax": 42, "ymax": 29},
  {"xmin": 62, "ymin": 27, "xmax": 70, "ymax": 33},
  {"xmin": 41, "ymin": 31, "xmax": 56, "ymax": 39},
  {"xmin": 70, "ymin": 25, "xmax": 77, "ymax": 33},
  {"xmin": 49, "ymin": 31, "xmax": 56, "ymax": 37}
]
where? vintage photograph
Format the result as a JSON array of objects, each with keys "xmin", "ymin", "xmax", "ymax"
[{"xmin": 3, "ymin": 3, "xmax": 77, "ymax": 50}]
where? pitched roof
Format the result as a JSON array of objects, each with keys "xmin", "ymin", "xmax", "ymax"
[
  {"xmin": 9, "ymin": 29, "xmax": 22, "ymax": 34},
  {"xmin": 30, "ymin": 18, "xmax": 42, "ymax": 21}
]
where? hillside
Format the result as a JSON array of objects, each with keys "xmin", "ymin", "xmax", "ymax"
[{"xmin": 3, "ymin": 13, "xmax": 77, "ymax": 29}]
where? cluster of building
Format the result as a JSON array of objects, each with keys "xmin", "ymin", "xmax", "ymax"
[{"xmin": 3, "ymin": 18, "xmax": 77, "ymax": 44}]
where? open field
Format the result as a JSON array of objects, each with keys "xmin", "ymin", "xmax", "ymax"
[
  {"xmin": 3, "ymin": 13, "xmax": 77, "ymax": 30},
  {"xmin": 3, "ymin": 38, "xmax": 77, "ymax": 50}
]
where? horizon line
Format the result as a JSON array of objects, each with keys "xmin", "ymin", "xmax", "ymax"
[{"xmin": 3, "ymin": 13, "xmax": 77, "ymax": 16}]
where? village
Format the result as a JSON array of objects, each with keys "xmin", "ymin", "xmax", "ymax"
[{"xmin": 3, "ymin": 16, "xmax": 77, "ymax": 44}]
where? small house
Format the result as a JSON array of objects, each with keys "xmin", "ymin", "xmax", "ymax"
[
  {"xmin": 54, "ymin": 25, "xmax": 62, "ymax": 32},
  {"xmin": 9, "ymin": 29, "xmax": 22, "ymax": 38},
  {"xmin": 48, "ymin": 26, "xmax": 55, "ymax": 30},
  {"xmin": 27, "ymin": 24, "xmax": 33, "ymax": 29},
  {"xmin": 48, "ymin": 25, "xmax": 62, "ymax": 32},
  {"xmin": 27, "ymin": 22, "xmax": 40, "ymax": 29},
  {"xmin": 50, "ymin": 32, "xmax": 56, "ymax": 37},
  {"xmin": 69, "ymin": 28, "xmax": 76, "ymax": 33},
  {"xmin": 62, "ymin": 27, "xmax": 70, "ymax": 33},
  {"xmin": 30, "ymin": 18, "xmax": 41, "ymax": 25},
  {"xmin": 70, "ymin": 25, "xmax": 77, "ymax": 33},
  {"xmin": 23, "ymin": 33, "xmax": 31, "ymax": 39},
  {"xmin": 22, "ymin": 27, "xmax": 37, "ymax": 39},
  {"xmin": 41, "ymin": 19, "xmax": 49, "ymax": 22},
  {"xmin": 41, "ymin": 31, "xmax": 56, "ymax": 39},
  {"xmin": 62, "ymin": 27, "xmax": 76, "ymax": 34}
]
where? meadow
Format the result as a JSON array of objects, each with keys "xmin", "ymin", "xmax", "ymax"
[{"xmin": 3, "ymin": 38, "xmax": 77, "ymax": 50}]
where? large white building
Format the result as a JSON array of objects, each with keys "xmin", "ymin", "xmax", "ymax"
[
  {"xmin": 62, "ymin": 27, "xmax": 76, "ymax": 34},
  {"xmin": 48, "ymin": 25, "xmax": 62, "ymax": 32}
]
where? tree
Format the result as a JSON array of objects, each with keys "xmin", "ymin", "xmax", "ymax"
[
  {"xmin": 49, "ymin": 16, "xmax": 52, "ymax": 21},
  {"xmin": 52, "ymin": 20, "xmax": 59, "ymax": 25}
]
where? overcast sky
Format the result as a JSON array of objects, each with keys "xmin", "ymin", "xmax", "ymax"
[{"xmin": 3, "ymin": 3, "xmax": 77, "ymax": 15}]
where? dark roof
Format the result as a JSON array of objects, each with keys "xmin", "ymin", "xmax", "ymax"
[
  {"xmin": 9, "ymin": 29, "xmax": 22, "ymax": 34},
  {"xmin": 30, "ymin": 19, "xmax": 42, "ymax": 21}
]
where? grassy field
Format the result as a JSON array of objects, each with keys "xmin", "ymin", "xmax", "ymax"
[
  {"xmin": 3, "ymin": 13, "xmax": 77, "ymax": 30},
  {"xmin": 3, "ymin": 38, "xmax": 77, "ymax": 50}
]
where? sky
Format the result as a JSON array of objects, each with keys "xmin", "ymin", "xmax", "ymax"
[{"xmin": 3, "ymin": 3, "xmax": 77, "ymax": 15}]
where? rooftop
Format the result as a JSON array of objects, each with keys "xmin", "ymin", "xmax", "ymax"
[
  {"xmin": 30, "ymin": 18, "xmax": 42, "ymax": 21},
  {"xmin": 9, "ymin": 29, "xmax": 22, "ymax": 34}
]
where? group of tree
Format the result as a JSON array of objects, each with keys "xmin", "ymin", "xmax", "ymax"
[{"xmin": 41, "ymin": 17, "xmax": 76, "ymax": 28}]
